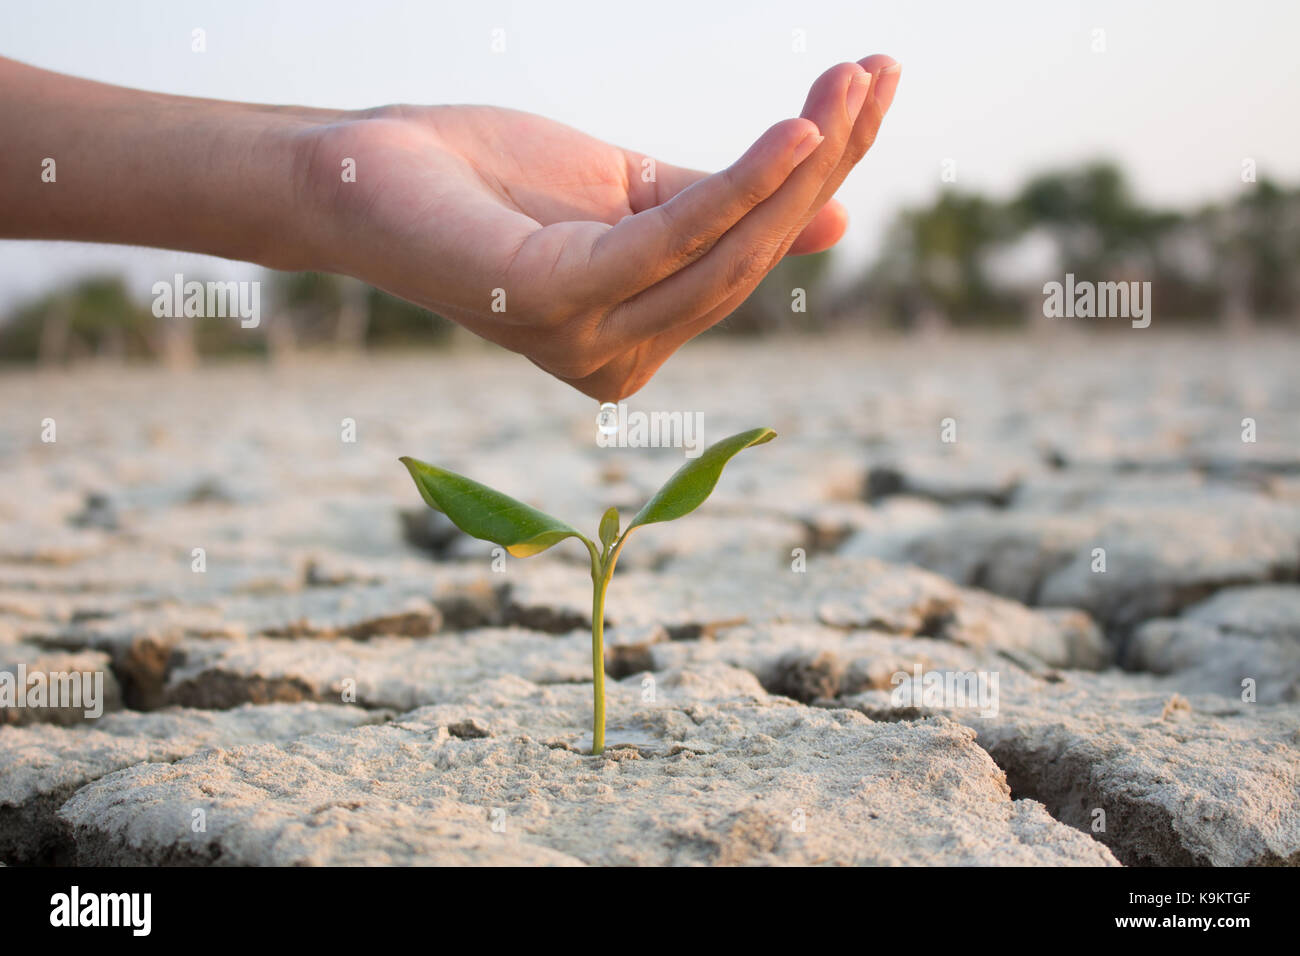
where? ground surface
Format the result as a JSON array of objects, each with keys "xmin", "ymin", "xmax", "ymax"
[{"xmin": 1, "ymin": 330, "xmax": 1298, "ymax": 866}]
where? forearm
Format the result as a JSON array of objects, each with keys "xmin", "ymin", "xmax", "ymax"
[{"xmin": 0, "ymin": 56, "xmax": 337, "ymax": 271}]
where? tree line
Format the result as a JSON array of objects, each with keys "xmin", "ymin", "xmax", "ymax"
[{"xmin": 2, "ymin": 162, "xmax": 1296, "ymax": 364}]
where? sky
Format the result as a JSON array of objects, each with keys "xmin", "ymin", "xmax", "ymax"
[{"xmin": 1, "ymin": 0, "xmax": 1298, "ymax": 310}]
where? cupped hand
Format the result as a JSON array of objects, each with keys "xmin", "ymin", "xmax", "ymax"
[{"xmin": 302, "ymin": 55, "xmax": 900, "ymax": 400}]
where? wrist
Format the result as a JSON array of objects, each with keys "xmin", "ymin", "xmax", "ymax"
[
  {"xmin": 282, "ymin": 111, "xmax": 372, "ymax": 277},
  {"xmin": 168, "ymin": 103, "xmax": 336, "ymax": 273},
  {"xmin": 286, "ymin": 105, "xmax": 430, "ymax": 280}
]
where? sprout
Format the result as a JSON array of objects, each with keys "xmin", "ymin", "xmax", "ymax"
[{"xmin": 400, "ymin": 427, "xmax": 776, "ymax": 754}]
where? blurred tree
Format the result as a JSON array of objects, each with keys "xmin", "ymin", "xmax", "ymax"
[
  {"xmin": 266, "ymin": 271, "xmax": 454, "ymax": 352},
  {"xmin": 1011, "ymin": 162, "xmax": 1184, "ymax": 280},
  {"xmin": 0, "ymin": 276, "xmax": 155, "ymax": 364},
  {"xmin": 3, "ymin": 166, "xmax": 1298, "ymax": 364},
  {"xmin": 271, "ymin": 271, "xmax": 343, "ymax": 354},
  {"xmin": 364, "ymin": 286, "xmax": 455, "ymax": 347},
  {"xmin": 844, "ymin": 163, "xmax": 1300, "ymax": 328},
  {"xmin": 852, "ymin": 191, "xmax": 1020, "ymax": 327},
  {"xmin": 716, "ymin": 251, "xmax": 834, "ymax": 334},
  {"xmin": 1210, "ymin": 177, "xmax": 1300, "ymax": 321},
  {"xmin": 336, "ymin": 278, "xmax": 370, "ymax": 350}
]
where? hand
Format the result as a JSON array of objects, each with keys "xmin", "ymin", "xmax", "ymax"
[
  {"xmin": 0, "ymin": 54, "xmax": 898, "ymax": 400},
  {"xmin": 302, "ymin": 56, "xmax": 900, "ymax": 400}
]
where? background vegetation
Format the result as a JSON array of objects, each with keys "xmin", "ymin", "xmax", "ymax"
[{"xmin": 3, "ymin": 162, "xmax": 1297, "ymax": 365}]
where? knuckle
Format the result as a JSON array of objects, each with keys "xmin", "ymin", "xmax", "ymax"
[
  {"xmin": 725, "ymin": 246, "xmax": 773, "ymax": 291},
  {"xmin": 849, "ymin": 125, "xmax": 880, "ymax": 162},
  {"xmin": 726, "ymin": 165, "xmax": 773, "ymax": 210},
  {"xmin": 667, "ymin": 229, "xmax": 712, "ymax": 267},
  {"xmin": 841, "ymin": 136, "xmax": 868, "ymax": 168},
  {"xmin": 661, "ymin": 208, "xmax": 713, "ymax": 266},
  {"xmin": 809, "ymin": 146, "xmax": 844, "ymax": 180}
]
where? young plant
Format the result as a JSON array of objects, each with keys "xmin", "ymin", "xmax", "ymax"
[{"xmin": 399, "ymin": 426, "xmax": 776, "ymax": 755}]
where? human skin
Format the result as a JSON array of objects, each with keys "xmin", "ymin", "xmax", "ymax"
[{"xmin": 0, "ymin": 54, "xmax": 900, "ymax": 400}]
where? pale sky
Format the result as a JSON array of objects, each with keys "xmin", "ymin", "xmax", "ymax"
[{"xmin": 1, "ymin": 0, "xmax": 1297, "ymax": 309}]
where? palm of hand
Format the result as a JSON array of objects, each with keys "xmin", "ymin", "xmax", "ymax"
[{"xmin": 316, "ymin": 57, "xmax": 897, "ymax": 400}]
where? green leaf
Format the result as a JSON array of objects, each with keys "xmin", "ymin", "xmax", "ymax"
[
  {"xmin": 399, "ymin": 456, "xmax": 587, "ymax": 558},
  {"xmin": 625, "ymin": 427, "xmax": 776, "ymax": 534},
  {"xmin": 598, "ymin": 507, "xmax": 620, "ymax": 550}
]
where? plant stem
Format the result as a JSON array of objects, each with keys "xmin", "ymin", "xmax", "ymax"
[
  {"xmin": 590, "ymin": 563, "xmax": 611, "ymax": 755},
  {"xmin": 587, "ymin": 533, "xmax": 629, "ymax": 757}
]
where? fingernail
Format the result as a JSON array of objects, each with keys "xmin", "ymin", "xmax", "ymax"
[
  {"xmin": 846, "ymin": 71, "xmax": 872, "ymax": 122},
  {"xmin": 791, "ymin": 129, "xmax": 824, "ymax": 167},
  {"xmin": 872, "ymin": 62, "xmax": 902, "ymax": 114}
]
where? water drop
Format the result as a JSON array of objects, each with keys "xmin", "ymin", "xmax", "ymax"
[{"xmin": 597, "ymin": 402, "xmax": 619, "ymax": 436}]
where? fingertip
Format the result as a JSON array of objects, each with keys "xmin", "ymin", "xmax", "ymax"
[
  {"xmin": 823, "ymin": 198, "xmax": 849, "ymax": 236},
  {"xmin": 857, "ymin": 54, "xmax": 898, "ymax": 74},
  {"xmin": 790, "ymin": 116, "xmax": 822, "ymax": 142},
  {"xmin": 802, "ymin": 61, "xmax": 869, "ymax": 117},
  {"xmin": 764, "ymin": 116, "xmax": 821, "ymax": 148},
  {"xmin": 856, "ymin": 54, "xmax": 901, "ymax": 113},
  {"xmin": 791, "ymin": 125, "xmax": 824, "ymax": 167},
  {"xmin": 833, "ymin": 60, "xmax": 871, "ymax": 82},
  {"xmin": 753, "ymin": 117, "xmax": 822, "ymax": 169}
]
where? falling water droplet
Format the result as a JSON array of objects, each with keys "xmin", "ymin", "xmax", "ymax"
[{"xmin": 597, "ymin": 402, "xmax": 619, "ymax": 436}]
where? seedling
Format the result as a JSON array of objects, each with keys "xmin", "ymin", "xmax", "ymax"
[{"xmin": 400, "ymin": 427, "xmax": 776, "ymax": 755}]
